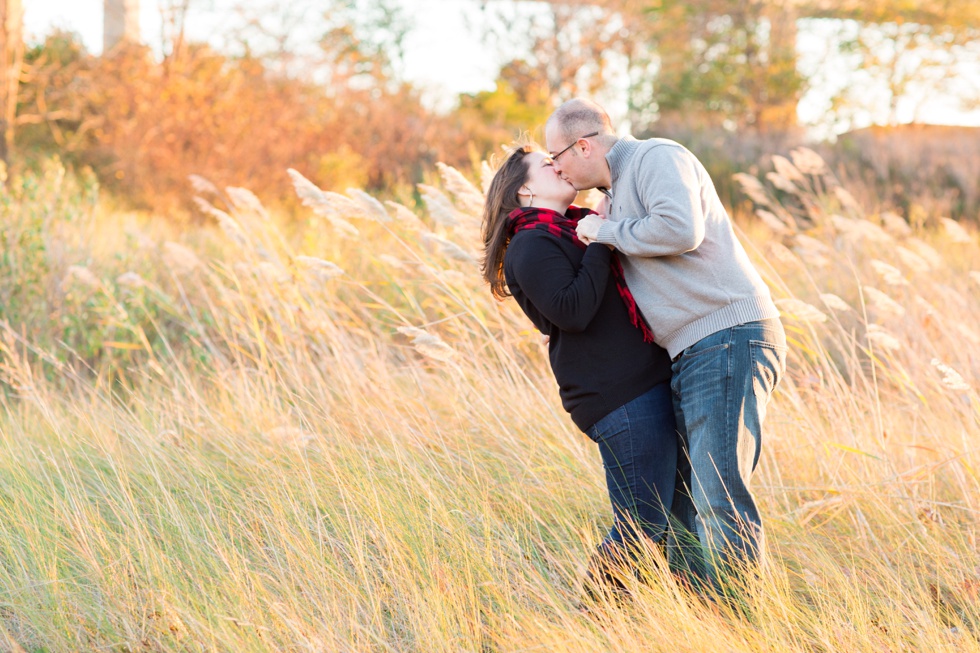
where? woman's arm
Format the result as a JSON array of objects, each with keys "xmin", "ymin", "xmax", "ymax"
[{"xmin": 506, "ymin": 232, "xmax": 612, "ymax": 333}]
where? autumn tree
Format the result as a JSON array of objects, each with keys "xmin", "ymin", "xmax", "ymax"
[
  {"xmin": 219, "ymin": 0, "xmax": 409, "ymax": 89},
  {"xmin": 16, "ymin": 31, "xmax": 94, "ymax": 156},
  {"xmin": 622, "ymin": 0, "xmax": 802, "ymax": 133},
  {"xmin": 476, "ymin": 2, "xmax": 627, "ymax": 105},
  {"xmin": 802, "ymin": 0, "xmax": 980, "ymax": 129},
  {"xmin": 476, "ymin": 0, "xmax": 803, "ymax": 135}
]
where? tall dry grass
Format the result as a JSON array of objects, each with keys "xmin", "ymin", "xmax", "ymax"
[{"xmin": 0, "ymin": 150, "xmax": 978, "ymax": 652}]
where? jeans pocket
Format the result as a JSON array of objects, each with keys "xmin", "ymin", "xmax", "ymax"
[
  {"xmin": 682, "ymin": 342, "xmax": 730, "ymax": 359},
  {"xmin": 586, "ymin": 405, "xmax": 627, "ymax": 444},
  {"xmin": 749, "ymin": 340, "xmax": 787, "ymax": 393}
]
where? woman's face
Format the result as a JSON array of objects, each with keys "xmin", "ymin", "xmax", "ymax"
[{"xmin": 522, "ymin": 152, "xmax": 578, "ymax": 208}]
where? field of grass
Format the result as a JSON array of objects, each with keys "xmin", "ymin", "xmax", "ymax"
[{"xmin": 0, "ymin": 151, "xmax": 978, "ymax": 652}]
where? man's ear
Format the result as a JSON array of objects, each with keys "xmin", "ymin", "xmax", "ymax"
[{"xmin": 579, "ymin": 139, "xmax": 595, "ymax": 159}]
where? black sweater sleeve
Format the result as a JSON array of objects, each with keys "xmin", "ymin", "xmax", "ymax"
[{"xmin": 505, "ymin": 232, "xmax": 613, "ymax": 333}]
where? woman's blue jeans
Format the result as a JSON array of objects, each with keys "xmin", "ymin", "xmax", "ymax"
[
  {"xmin": 585, "ymin": 381, "xmax": 678, "ymax": 552},
  {"xmin": 668, "ymin": 318, "xmax": 787, "ymax": 586}
]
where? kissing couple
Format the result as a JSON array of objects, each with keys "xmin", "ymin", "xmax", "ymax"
[{"xmin": 481, "ymin": 98, "xmax": 787, "ymax": 601}]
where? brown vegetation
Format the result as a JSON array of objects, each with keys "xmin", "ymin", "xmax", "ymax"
[
  {"xmin": 834, "ymin": 124, "xmax": 980, "ymax": 222},
  {"xmin": 15, "ymin": 33, "xmax": 525, "ymax": 210}
]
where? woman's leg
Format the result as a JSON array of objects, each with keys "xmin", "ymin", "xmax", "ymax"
[{"xmin": 585, "ymin": 381, "xmax": 678, "ymax": 550}]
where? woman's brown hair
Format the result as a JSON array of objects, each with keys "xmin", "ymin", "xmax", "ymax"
[{"xmin": 481, "ymin": 145, "xmax": 533, "ymax": 300}]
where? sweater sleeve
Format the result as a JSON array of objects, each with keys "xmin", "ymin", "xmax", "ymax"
[
  {"xmin": 506, "ymin": 232, "xmax": 613, "ymax": 333},
  {"xmin": 595, "ymin": 145, "xmax": 706, "ymax": 257}
]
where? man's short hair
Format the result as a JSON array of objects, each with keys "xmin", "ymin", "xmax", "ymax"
[{"xmin": 548, "ymin": 98, "xmax": 614, "ymax": 144}]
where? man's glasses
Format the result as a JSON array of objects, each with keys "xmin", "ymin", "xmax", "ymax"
[{"xmin": 551, "ymin": 131, "xmax": 598, "ymax": 163}]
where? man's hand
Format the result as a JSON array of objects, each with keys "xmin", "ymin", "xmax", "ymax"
[{"xmin": 576, "ymin": 214, "xmax": 605, "ymax": 245}]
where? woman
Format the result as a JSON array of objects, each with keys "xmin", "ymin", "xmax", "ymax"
[{"xmin": 481, "ymin": 145, "xmax": 677, "ymax": 596}]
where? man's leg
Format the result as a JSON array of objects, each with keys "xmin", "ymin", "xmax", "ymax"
[
  {"xmin": 664, "ymin": 397, "xmax": 708, "ymax": 586},
  {"xmin": 670, "ymin": 319, "xmax": 786, "ymax": 585}
]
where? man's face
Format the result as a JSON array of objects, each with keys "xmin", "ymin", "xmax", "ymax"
[{"xmin": 545, "ymin": 123, "xmax": 594, "ymax": 191}]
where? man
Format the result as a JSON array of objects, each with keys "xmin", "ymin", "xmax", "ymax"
[{"xmin": 545, "ymin": 98, "xmax": 786, "ymax": 588}]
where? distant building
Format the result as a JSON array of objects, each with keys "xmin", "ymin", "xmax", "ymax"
[{"xmin": 104, "ymin": 0, "xmax": 139, "ymax": 52}]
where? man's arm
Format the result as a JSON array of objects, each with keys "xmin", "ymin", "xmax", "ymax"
[{"xmin": 593, "ymin": 145, "xmax": 706, "ymax": 258}]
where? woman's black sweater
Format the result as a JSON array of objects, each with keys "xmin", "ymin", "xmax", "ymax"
[{"xmin": 504, "ymin": 228, "xmax": 673, "ymax": 431}]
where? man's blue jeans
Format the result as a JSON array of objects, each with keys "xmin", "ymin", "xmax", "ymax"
[
  {"xmin": 585, "ymin": 381, "xmax": 678, "ymax": 552},
  {"xmin": 668, "ymin": 318, "xmax": 787, "ymax": 585}
]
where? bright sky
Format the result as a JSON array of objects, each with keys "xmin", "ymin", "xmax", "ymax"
[{"xmin": 25, "ymin": 0, "xmax": 980, "ymax": 135}]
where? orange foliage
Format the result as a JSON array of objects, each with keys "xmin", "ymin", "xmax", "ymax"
[{"xmin": 20, "ymin": 36, "xmax": 482, "ymax": 209}]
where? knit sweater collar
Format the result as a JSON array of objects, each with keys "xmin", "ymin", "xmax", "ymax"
[{"xmin": 605, "ymin": 136, "xmax": 640, "ymax": 187}]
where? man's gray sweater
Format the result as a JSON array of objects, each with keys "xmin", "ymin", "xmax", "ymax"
[{"xmin": 595, "ymin": 136, "xmax": 779, "ymax": 359}]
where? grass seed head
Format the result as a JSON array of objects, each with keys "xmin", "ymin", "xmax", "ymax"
[
  {"xmin": 906, "ymin": 238, "xmax": 945, "ymax": 268},
  {"xmin": 870, "ymin": 260, "xmax": 909, "ymax": 286},
  {"xmin": 941, "ymin": 217, "xmax": 973, "ymax": 244},
  {"xmin": 793, "ymin": 234, "xmax": 832, "ymax": 267},
  {"xmin": 831, "ymin": 215, "xmax": 893, "ymax": 244},
  {"xmin": 116, "ymin": 272, "xmax": 146, "ymax": 289},
  {"xmin": 418, "ymin": 184, "xmax": 460, "ymax": 227},
  {"xmin": 894, "ymin": 246, "xmax": 933, "ymax": 273},
  {"xmin": 396, "ymin": 326, "xmax": 456, "ymax": 362},
  {"xmin": 790, "ymin": 147, "xmax": 829, "ymax": 176},
  {"xmin": 256, "ymin": 261, "xmax": 291, "ymax": 284},
  {"xmin": 384, "ymin": 201, "xmax": 425, "ymax": 231},
  {"xmin": 188, "ymin": 174, "xmax": 220, "ymax": 196},
  {"xmin": 288, "ymin": 168, "xmax": 330, "ymax": 209},
  {"xmin": 930, "ymin": 359, "xmax": 971, "ymax": 392},
  {"xmin": 295, "ymin": 256, "xmax": 344, "ymax": 280},
  {"xmin": 757, "ymin": 209, "xmax": 793, "ymax": 234},
  {"xmin": 820, "ymin": 293, "xmax": 852, "ymax": 312},
  {"xmin": 776, "ymin": 298, "xmax": 828, "ymax": 323},
  {"xmin": 226, "ymin": 186, "xmax": 269, "ymax": 219},
  {"xmin": 346, "ymin": 189, "xmax": 391, "ymax": 222},
  {"xmin": 772, "ymin": 154, "xmax": 807, "ymax": 184},
  {"xmin": 62, "ymin": 265, "xmax": 99, "ymax": 291},
  {"xmin": 865, "ymin": 324, "xmax": 902, "ymax": 351},
  {"xmin": 377, "ymin": 254, "xmax": 407, "ymax": 270},
  {"xmin": 733, "ymin": 172, "xmax": 771, "ymax": 206},
  {"xmin": 766, "ymin": 171, "xmax": 799, "ymax": 194},
  {"xmin": 834, "ymin": 186, "xmax": 863, "ymax": 215},
  {"xmin": 421, "ymin": 233, "xmax": 476, "ymax": 263},
  {"xmin": 768, "ymin": 242, "xmax": 800, "ymax": 267},
  {"xmin": 863, "ymin": 286, "xmax": 907, "ymax": 318},
  {"xmin": 436, "ymin": 163, "xmax": 486, "ymax": 216},
  {"xmin": 162, "ymin": 242, "xmax": 202, "ymax": 274},
  {"xmin": 880, "ymin": 211, "xmax": 913, "ymax": 237}
]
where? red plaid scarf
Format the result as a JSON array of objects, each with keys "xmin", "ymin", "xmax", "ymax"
[{"xmin": 506, "ymin": 206, "xmax": 656, "ymax": 344}]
